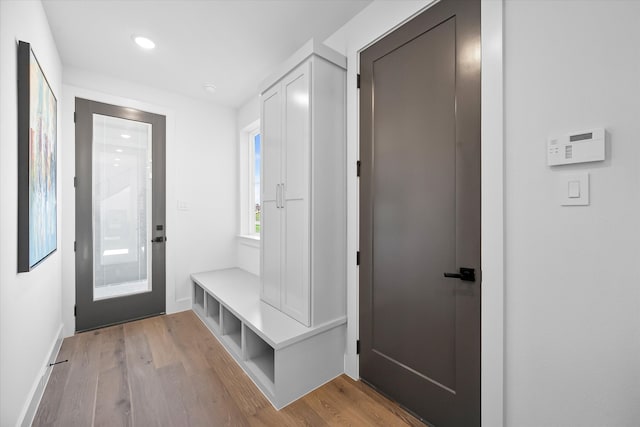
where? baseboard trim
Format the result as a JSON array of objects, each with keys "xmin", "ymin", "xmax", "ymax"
[
  {"xmin": 19, "ymin": 324, "xmax": 64, "ymax": 427},
  {"xmin": 167, "ymin": 296, "xmax": 192, "ymax": 315}
]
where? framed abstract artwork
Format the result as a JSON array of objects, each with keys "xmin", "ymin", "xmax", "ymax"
[{"xmin": 17, "ymin": 41, "xmax": 58, "ymax": 272}]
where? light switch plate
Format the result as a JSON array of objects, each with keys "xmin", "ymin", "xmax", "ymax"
[{"xmin": 560, "ymin": 173, "xmax": 589, "ymax": 206}]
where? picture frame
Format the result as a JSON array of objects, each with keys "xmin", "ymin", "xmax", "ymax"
[{"xmin": 17, "ymin": 40, "xmax": 58, "ymax": 272}]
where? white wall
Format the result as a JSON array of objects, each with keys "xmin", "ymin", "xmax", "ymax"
[
  {"xmin": 236, "ymin": 96, "xmax": 261, "ymax": 276},
  {"xmin": 323, "ymin": 0, "xmax": 440, "ymax": 379},
  {"xmin": 504, "ymin": 1, "xmax": 640, "ymax": 425},
  {"xmin": 0, "ymin": 1, "xmax": 64, "ymax": 425},
  {"xmin": 61, "ymin": 67, "xmax": 237, "ymax": 336}
]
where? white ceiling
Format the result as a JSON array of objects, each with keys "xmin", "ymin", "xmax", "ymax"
[{"xmin": 41, "ymin": 0, "xmax": 371, "ymax": 108}]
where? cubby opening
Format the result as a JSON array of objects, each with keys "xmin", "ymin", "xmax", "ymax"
[
  {"xmin": 205, "ymin": 294, "xmax": 220, "ymax": 330},
  {"xmin": 244, "ymin": 325, "xmax": 275, "ymax": 389},
  {"xmin": 222, "ymin": 307, "xmax": 242, "ymax": 355},
  {"xmin": 193, "ymin": 283, "xmax": 205, "ymax": 312}
]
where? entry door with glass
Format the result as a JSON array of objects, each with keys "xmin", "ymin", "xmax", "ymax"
[{"xmin": 75, "ymin": 98, "xmax": 166, "ymax": 332}]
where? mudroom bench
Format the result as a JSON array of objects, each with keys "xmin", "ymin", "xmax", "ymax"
[{"xmin": 191, "ymin": 268, "xmax": 346, "ymax": 409}]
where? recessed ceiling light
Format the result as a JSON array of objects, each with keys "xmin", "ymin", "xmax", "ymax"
[
  {"xmin": 121, "ymin": 134, "xmax": 131, "ymax": 139},
  {"xmin": 115, "ymin": 158, "xmax": 121, "ymax": 161},
  {"xmin": 116, "ymin": 149, "xmax": 123, "ymax": 153},
  {"xmin": 204, "ymin": 83, "xmax": 217, "ymax": 94},
  {"xmin": 113, "ymin": 163, "xmax": 120, "ymax": 167},
  {"xmin": 133, "ymin": 36, "xmax": 155, "ymax": 50}
]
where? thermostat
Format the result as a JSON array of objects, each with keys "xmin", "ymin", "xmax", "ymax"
[{"xmin": 547, "ymin": 128, "xmax": 605, "ymax": 166}]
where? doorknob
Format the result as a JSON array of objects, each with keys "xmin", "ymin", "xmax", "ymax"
[{"xmin": 443, "ymin": 267, "xmax": 475, "ymax": 282}]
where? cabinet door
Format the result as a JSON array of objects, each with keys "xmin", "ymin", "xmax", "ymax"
[
  {"xmin": 281, "ymin": 62, "xmax": 311, "ymax": 325},
  {"xmin": 260, "ymin": 85, "xmax": 282, "ymax": 307}
]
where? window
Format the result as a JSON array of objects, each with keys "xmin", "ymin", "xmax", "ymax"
[
  {"xmin": 250, "ymin": 129, "xmax": 261, "ymax": 234},
  {"xmin": 239, "ymin": 120, "xmax": 261, "ymax": 238}
]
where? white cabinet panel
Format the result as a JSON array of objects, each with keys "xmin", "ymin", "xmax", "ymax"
[
  {"xmin": 261, "ymin": 199, "xmax": 281, "ymax": 308},
  {"xmin": 283, "ymin": 63, "xmax": 310, "ymax": 201},
  {"xmin": 261, "ymin": 86, "xmax": 281, "ymax": 203},
  {"xmin": 282, "ymin": 199, "xmax": 309, "ymax": 324}
]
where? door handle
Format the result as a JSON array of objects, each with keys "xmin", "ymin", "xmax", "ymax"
[
  {"xmin": 443, "ymin": 267, "xmax": 475, "ymax": 282},
  {"xmin": 151, "ymin": 236, "xmax": 166, "ymax": 243}
]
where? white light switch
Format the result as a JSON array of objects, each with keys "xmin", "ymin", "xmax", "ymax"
[
  {"xmin": 568, "ymin": 181, "xmax": 581, "ymax": 198},
  {"xmin": 560, "ymin": 173, "xmax": 589, "ymax": 206},
  {"xmin": 177, "ymin": 200, "xmax": 190, "ymax": 211}
]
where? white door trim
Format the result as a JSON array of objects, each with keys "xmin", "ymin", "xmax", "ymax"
[{"xmin": 480, "ymin": 1, "xmax": 505, "ymax": 426}]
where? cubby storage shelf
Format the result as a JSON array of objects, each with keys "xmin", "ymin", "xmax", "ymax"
[
  {"xmin": 222, "ymin": 307, "xmax": 242, "ymax": 357},
  {"xmin": 193, "ymin": 283, "xmax": 205, "ymax": 317},
  {"xmin": 191, "ymin": 268, "xmax": 346, "ymax": 409},
  {"xmin": 205, "ymin": 293, "xmax": 220, "ymax": 332}
]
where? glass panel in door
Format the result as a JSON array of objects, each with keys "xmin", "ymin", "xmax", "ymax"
[{"xmin": 92, "ymin": 114, "xmax": 152, "ymax": 300}]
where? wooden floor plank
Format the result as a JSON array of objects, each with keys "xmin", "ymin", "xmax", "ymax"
[
  {"xmin": 162, "ymin": 313, "xmax": 212, "ymax": 376},
  {"xmin": 123, "ymin": 320, "xmax": 173, "ymax": 427},
  {"xmin": 249, "ymin": 400, "xmax": 328, "ymax": 427},
  {"xmin": 143, "ymin": 315, "xmax": 179, "ymax": 370},
  {"xmin": 32, "ymin": 335, "xmax": 79, "ymax": 426},
  {"xmin": 303, "ymin": 382, "xmax": 374, "ymax": 426},
  {"xmin": 50, "ymin": 330, "xmax": 102, "ymax": 427},
  {"xmin": 198, "ymin": 333, "xmax": 270, "ymax": 415},
  {"xmin": 326, "ymin": 376, "xmax": 423, "ymax": 427},
  {"xmin": 33, "ymin": 310, "xmax": 424, "ymax": 427},
  {"xmin": 279, "ymin": 400, "xmax": 329, "ymax": 427},
  {"xmin": 94, "ymin": 325, "xmax": 132, "ymax": 427},
  {"xmin": 190, "ymin": 365, "xmax": 251, "ymax": 427},
  {"xmin": 156, "ymin": 362, "xmax": 198, "ymax": 426},
  {"xmin": 339, "ymin": 375, "xmax": 426, "ymax": 426}
]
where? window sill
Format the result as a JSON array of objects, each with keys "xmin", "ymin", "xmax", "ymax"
[{"xmin": 237, "ymin": 234, "xmax": 260, "ymax": 248}]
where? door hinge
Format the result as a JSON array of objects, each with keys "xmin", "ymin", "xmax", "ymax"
[
  {"xmin": 74, "ymin": 305, "xmax": 77, "ymax": 317},
  {"xmin": 357, "ymin": 74, "xmax": 361, "ymax": 89},
  {"xmin": 73, "ymin": 176, "xmax": 77, "ymax": 187},
  {"xmin": 74, "ymin": 112, "xmax": 76, "ymax": 123},
  {"xmin": 357, "ymin": 160, "xmax": 361, "ymax": 177},
  {"xmin": 356, "ymin": 251, "xmax": 360, "ymax": 266},
  {"xmin": 74, "ymin": 241, "xmax": 76, "ymax": 252},
  {"xmin": 356, "ymin": 340, "xmax": 360, "ymax": 355}
]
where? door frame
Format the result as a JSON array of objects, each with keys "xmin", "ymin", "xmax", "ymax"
[
  {"xmin": 344, "ymin": 1, "xmax": 505, "ymax": 426},
  {"xmin": 61, "ymin": 86, "xmax": 188, "ymax": 338}
]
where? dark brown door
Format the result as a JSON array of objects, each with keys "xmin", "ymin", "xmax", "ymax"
[{"xmin": 359, "ymin": 1, "xmax": 480, "ymax": 426}]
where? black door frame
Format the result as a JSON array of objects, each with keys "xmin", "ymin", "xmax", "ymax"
[{"xmin": 75, "ymin": 98, "xmax": 166, "ymax": 332}]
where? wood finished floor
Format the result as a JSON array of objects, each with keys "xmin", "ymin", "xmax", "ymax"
[{"xmin": 33, "ymin": 310, "xmax": 424, "ymax": 426}]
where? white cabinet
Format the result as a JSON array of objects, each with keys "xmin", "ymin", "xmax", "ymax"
[{"xmin": 260, "ymin": 40, "xmax": 346, "ymax": 327}]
